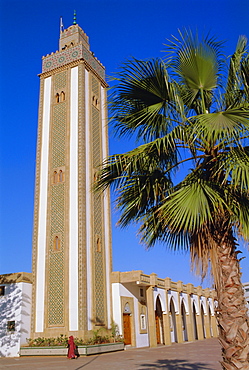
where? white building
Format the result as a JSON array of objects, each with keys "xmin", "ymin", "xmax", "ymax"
[
  {"xmin": 0, "ymin": 273, "xmax": 32, "ymax": 357},
  {"xmin": 243, "ymin": 282, "xmax": 249, "ymax": 314},
  {"xmin": 112, "ymin": 271, "xmax": 218, "ymax": 348}
]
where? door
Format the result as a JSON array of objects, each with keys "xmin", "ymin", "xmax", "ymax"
[
  {"xmin": 181, "ymin": 301, "xmax": 188, "ymax": 341},
  {"xmin": 193, "ymin": 303, "xmax": 198, "ymax": 340},
  {"xmin": 155, "ymin": 313, "xmax": 161, "ymax": 344},
  {"xmin": 155, "ymin": 296, "xmax": 164, "ymax": 344},
  {"xmin": 123, "ymin": 313, "xmax": 131, "ymax": 345}
]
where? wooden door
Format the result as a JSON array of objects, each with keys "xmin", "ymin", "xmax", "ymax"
[
  {"xmin": 155, "ymin": 313, "xmax": 160, "ymax": 344},
  {"xmin": 123, "ymin": 313, "xmax": 131, "ymax": 345}
]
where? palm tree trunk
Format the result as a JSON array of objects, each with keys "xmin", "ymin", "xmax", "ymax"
[{"xmin": 215, "ymin": 243, "xmax": 249, "ymax": 370}]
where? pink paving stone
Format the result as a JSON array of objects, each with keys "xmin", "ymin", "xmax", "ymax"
[{"xmin": 0, "ymin": 338, "xmax": 223, "ymax": 370}]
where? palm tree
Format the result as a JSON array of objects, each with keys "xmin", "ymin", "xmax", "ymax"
[{"xmin": 96, "ymin": 31, "xmax": 249, "ymax": 369}]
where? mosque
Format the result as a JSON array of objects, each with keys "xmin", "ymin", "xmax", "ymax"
[{"xmin": 0, "ymin": 19, "xmax": 220, "ymax": 357}]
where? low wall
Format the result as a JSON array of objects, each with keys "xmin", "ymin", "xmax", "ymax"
[{"xmin": 20, "ymin": 342, "xmax": 124, "ymax": 356}]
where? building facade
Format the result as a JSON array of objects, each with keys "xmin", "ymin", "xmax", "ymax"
[
  {"xmin": 112, "ymin": 271, "xmax": 218, "ymax": 348},
  {"xmin": 31, "ymin": 21, "xmax": 112, "ymax": 340},
  {"xmin": 0, "ymin": 273, "xmax": 32, "ymax": 357}
]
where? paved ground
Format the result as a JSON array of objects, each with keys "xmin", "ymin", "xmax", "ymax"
[{"xmin": 0, "ymin": 338, "xmax": 222, "ymax": 370}]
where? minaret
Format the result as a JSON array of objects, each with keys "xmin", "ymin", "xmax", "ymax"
[{"xmin": 31, "ymin": 17, "xmax": 112, "ymax": 338}]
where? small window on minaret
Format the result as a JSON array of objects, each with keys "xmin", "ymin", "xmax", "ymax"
[
  {"xmin": 93, "ymin": 172, "xmax": 99, "ymax": 182},
  {"xmin": 53, "ymin": 171, "xmax": 58, "ymax": 184},
  {"xmin": 60, "ymin": 91, "xmax": 65, "ymax": 101},
  {"xmin": 54, "ymin": 236, "xmax": 61, "ymax": 251},
  {"xmin": 96, "ymin": 236, "xmax": 102, "ymax": 253},
  {"xmin": 59, "ymin": 170, "xmax": 63, "ymax": 182},
  {"xmin": 55, "ymin": 93, "xmax": 60, "ymax": 103}
]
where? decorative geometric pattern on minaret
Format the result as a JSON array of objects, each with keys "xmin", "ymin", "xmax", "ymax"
[
  {"xmin": 47, "ymin": 70, "xmax": 67, "ymax": 325},
  {"xmin": 91, "ymin": 75, "xmax": 105, "ymax": 324},
  {"xmin": 48, "ymin": 250, "xmax": 64, "ymax": 326},
  {"xmin": 42, "ymin": 45, "xmax": 105, "ymax": 80},
  {"xmin": 54, "ymin": 71, "xmax": 67, "ymax": 90},
  {"xmin": 52, "ymin": 103, "xmax": 66, "ymax": 168},
  {"xmin": 48, "ymin": 183, "xmax": 65, "ymax": 326}
]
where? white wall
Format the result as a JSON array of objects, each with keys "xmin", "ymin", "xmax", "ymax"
[
  {"xmin": 112, "ymin": 283, "xmax": 149, "ymax": 348},
  {"xmin": 69, "ymin": 66, "xmax": 79, "ymax": 331},
  {"xmin": 0, "ymin": 282, "xmax": 32, "ymax": 357},
  {"xmin": 243, "ymin": 282, "xmax": 249, "ymax": 314},
  {"xmin": 153, "ymin": 288, "xmax": 167, "ymax": 312},
  {"xmin": 35, "ymin": 76, "xmax": 51, "ymax": 333}
]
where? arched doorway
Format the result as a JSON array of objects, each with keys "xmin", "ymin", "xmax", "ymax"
[
  {"xmin": 181, "ymin": 300, "xmax": 188, "ymax": 341},
  {"xmin": 192, "ymin": 302, "xmax": 198, "ymax": 340},
  {"xmin": 201, "ymin": 304, "xmax": 206, "ymax": 338},
  {"xmin": 123, "ymin": 303, "xmax": 132, "ymax": 345},
  {"xmin": 208, "ymin": 304, "xmax": 213, "ymax": 337},
  {"xmin": 169, "ymin": 298, "xmax": 177, "ymax": 343},
  {"xmin": 155, "ymin": 296, "xmax": 164, "ymax": 344}
]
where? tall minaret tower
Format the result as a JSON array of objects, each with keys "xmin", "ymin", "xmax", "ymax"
[{"xmin": 31, "ymin": 17, "xmax": 112, "ymax": 338}]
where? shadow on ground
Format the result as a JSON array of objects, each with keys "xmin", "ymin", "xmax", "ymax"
[
  {"xmin": 139, "ymin": 358, "xmax": 215, "ymax": 369},
  {"xmin": 75, "ymin": 355, "xmax": 99, "ymax": 369}
]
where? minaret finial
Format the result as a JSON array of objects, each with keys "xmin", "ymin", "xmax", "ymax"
[
  {"xmin": 60, "ymin": 16, "xmax": 64, "ymax": 33},
  {"xmin": 73, "ymin": 10, "xmax": 77, "ymax": 25}
]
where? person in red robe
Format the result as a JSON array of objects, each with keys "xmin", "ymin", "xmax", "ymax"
[{"xmin": 67, "ymin": 335, "xmax": 76, "ymax": 359}]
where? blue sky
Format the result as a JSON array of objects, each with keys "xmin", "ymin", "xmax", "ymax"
[{"xmin": 0, "ymin": 0, "xmax": 249, "ymax": 287}]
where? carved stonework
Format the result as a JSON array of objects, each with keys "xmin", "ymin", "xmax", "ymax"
[{"xmin": 42, "ymin": 44, "xmax": 105, "ymax": 80}]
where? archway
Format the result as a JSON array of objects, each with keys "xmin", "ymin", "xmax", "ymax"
[
  {"xmin": 201, "ymin": 303, "xmax": 206, "ymax": 338},
  {"xmin": 169, "ymin": 297, "xmax": 177, "ymax": 343},
  {"xmin": 208, "ymin": 303, "xmax": 213, "ymax": 337},
  {"xmin": 123, "ymin": 303, "xmax": 132, "ymax": 345},
  {"xmin": 192, "ymin": 301, "xmax": 198, "ymax": 340},
  {"xmin": 181, "ymin": 300, "xmax": 188, "ymax": 341},
  {"xmin": 155, "ymin": 296, "xmax": 164, "ymax": 344}
]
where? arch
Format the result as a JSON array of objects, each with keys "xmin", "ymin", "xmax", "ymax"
[
  {"xmin": 168, "ymin": 294, "xmax": 177, "ymax": 313},
  {"xmin": 200, "ymin": 303, "xmax": 206, "ymax": 338},
  {"xmin": 155, "ymin": 296, "xmax": 165, "ymax": 344},
  {"xmin": 181, "ymin": 299, "xmax": 188, "ymax": 341},
  {"xmin": 53, "ymin": 236, "xmax": 60, "ymax": 251},
  {"xmin": 123, "ymin": 302, "xmax": 131, "ymax": 314},
  {"xmin": 200, "ymin": 297, "xmax": 207, "ymax": 315},
  {"xmin": 155, "ymin": 293, "xmax": 166, "ymax": 312},
  {"xmin": 169, "ymin": 297, "xmax": 177, "ymax": 343},
  {"xmin": 53, "ymin": 171, "xmax": 58, "ymax": 184},
  {"xmin": 192, "ymin": 301, "xmax": 198, "ymax": 340},
  {"xmin": 208, "ymin": 303, "xmax": 213, "ymax": 337},
  {"xmin": 123, "ymin": 302, "xmax": 132, "ymax": 345},
  {"xmin": 96, "ymin": 236, "xmax": 101, "ymax": 253},
  {"xmin": 140, "ymin": 305, "xmax": 147, "ymax": 330},
  {"xmin": 59, "ymin": 170, "xmax": 63, "ymax": 182},
  {"xmin": 55, "ymin": 93, "xmax": 59, "ymax": 103},
  {"xmin": 60, "ymin": 91, "xmax": 65, "ymax": 101},
  {"xmin": 207, "ymin": 297, "xmax": 215, "ymax": 315}
]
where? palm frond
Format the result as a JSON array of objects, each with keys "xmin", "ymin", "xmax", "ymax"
[
  {"xmin": 164, "ymin": 29, "xmax": 224, "ymax": 113},
  {"xmin": 158, "ymin": 179, "xmax": 227, "ymax": 233},
  {"xmin": 225, "ymin": 35, "xmax": 248, "ymax": 108},
  {"xmin": 108, "ymin": 58, "xmax": 180, "ymax": 141},
  {"xmin": 189, "ymin": 105, "xmax": 249, "ymax": 146},
  {"xmin": 217, "ymin": 147, "xmax": 249, "ymax": 191}
]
